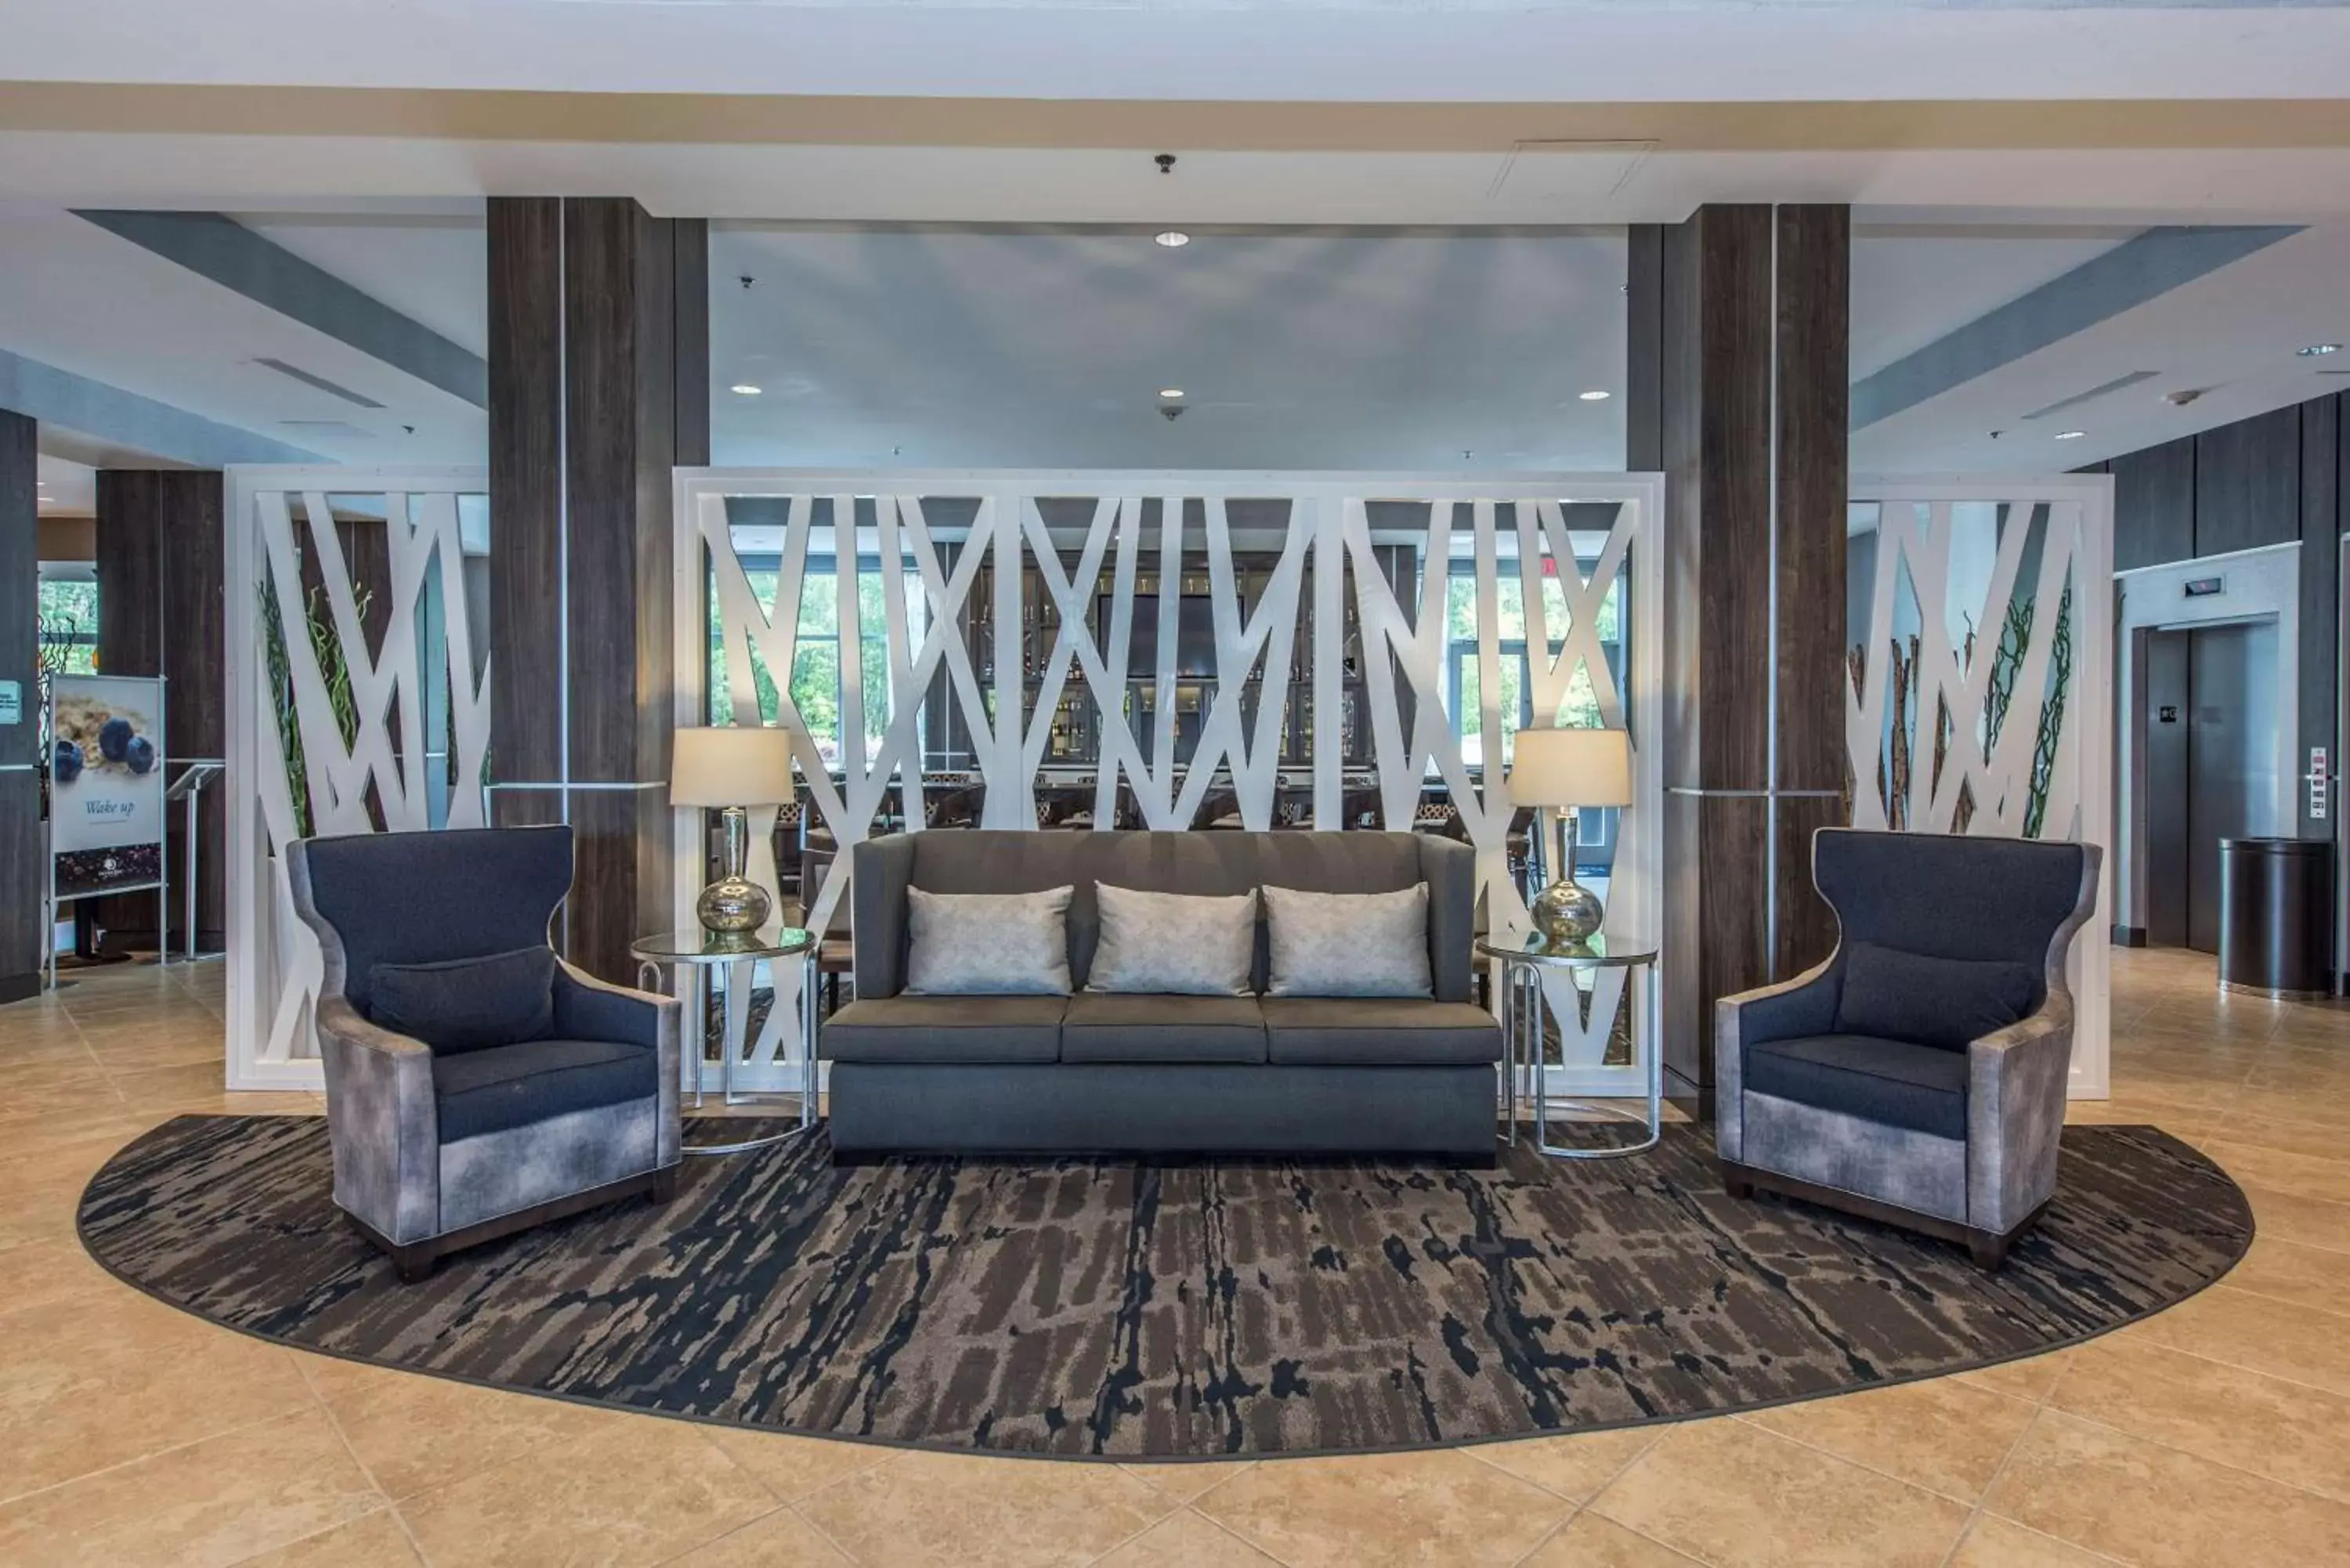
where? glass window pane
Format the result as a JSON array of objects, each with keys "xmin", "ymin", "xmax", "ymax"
[
  {"xmin": 799, "ymin": 570, "xmax": 838, "ymax": 634},
  {"xmin": 790, "ymin": 640, "xmax": 837, "ymax": 761}
]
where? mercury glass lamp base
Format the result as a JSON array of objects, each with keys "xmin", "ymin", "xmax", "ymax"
[
  {"xmin": 696, "ymin": 877, "xmax": 772, "ymax": 935},
  {"xmin": 1529, "ymin": 878, "xmax": 1604, "ymax": 948}
]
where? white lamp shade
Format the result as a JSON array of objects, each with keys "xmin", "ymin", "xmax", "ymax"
[
  {"xmin": 671, "ymin": 726, "xmax": 794, "ymax": 807},
  {"xmin": 1508, "ymin": 727, "xmax": 1633, "ymax": 808}
]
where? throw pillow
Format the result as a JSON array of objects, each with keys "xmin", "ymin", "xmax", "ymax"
[
  {"xmin": 1835, "ymin": 941, "xmax": 2038, "ymax": 1052},
  {"xmin": 368, "ymin": 945, "xmax": 556, "ymax": 1054},
  {"xmin": 1088, "ymin": 884, "xmax": 1257, "ymax": 996},
  {"xmin": 1262, "ymin": 883, "xmax": 1433, "ymax": 999},
  {"xmin": 904, "ymin": 885, "xmax": 1076, "ymax": 995}
]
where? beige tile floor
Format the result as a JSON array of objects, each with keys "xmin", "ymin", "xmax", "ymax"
[{"xmin": 2, "ymin": 947, "xmax": 2347, "ymax": 1566}]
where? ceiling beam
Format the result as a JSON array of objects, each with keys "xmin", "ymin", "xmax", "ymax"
[
  {"xmin": 0, "ymin": 347, "xmax": 322, "ymax": 466},
  {"xmin": 74, "ymin": 208, "xmax": 487, "ymax": 409},
  {"xmin": 1849, "ymin": 224, "xmax": 2300, "ymax": 430}
]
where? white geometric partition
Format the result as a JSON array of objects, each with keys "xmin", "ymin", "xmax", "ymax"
[
  {"xmin": 1846, "ymin": 475, "xmax": 2115, "ymax": 1097},
  {"xmin": 675, "ymin": 471, "xmax": 1664, "ymax": 1097},
  {"xmin": 226, "ymin": 468, "xmax": 493, "ymax": 1090}
]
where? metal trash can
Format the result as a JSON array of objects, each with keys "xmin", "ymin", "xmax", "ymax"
[{"xmin": 2218, "ymin": 837, "xmax": 2334, "ymax": 999}]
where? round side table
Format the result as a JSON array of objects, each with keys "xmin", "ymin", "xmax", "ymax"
[
  {"xmin": 631, "ymin": 927, "xmax": 818, "ymax": 1156},
  {"xmin": 1476, "ymin": 934, "xmax": 1663, "ymax": 1160}
]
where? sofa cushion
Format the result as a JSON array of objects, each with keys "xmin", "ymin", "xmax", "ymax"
[
  {"xmin": 1744, "ymin": 1031, "xmax": 1969, "ymax": 1140},
  {"xmin": 905, "ymin": 886, "xmax": 1074, "ymax": 996},
  {"xmin": 822, "ymin": 995, "xmax": 1068, "ymax": 1064},
  {"xmin": 1835, "ymin": 941, "xmax": 2037, "ymax": 1052},
  {"xmin": 1061, "ymin": 993, "xmax": 1268, "ymax": 1064},
  {"xmin": 432, "ymin": 1036, "xmax": 657, "ymax": 1143},
  {"xmin": 1260, "ymin": 998, "xmax": 1500, "ymax": 1066},
  {"xmin": 1087, "ymin": 885, "xmax": 1256, "ymax": 996},
  {"xmin": 370, "ymin": 945, "xmax": 555, "ymax": 1055},
  {"xmin": 1262, "ymin": 884, "xmax": 1435, "ymax": 999}
]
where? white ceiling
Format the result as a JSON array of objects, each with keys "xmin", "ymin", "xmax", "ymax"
[
  {"xmin": 10, "ymin": 0, "xmax": 2350, "ymax": 103},
  {"xmin": 232, "ymin": 211, "xmax": 490, "ymax": 359},
  {"xmin": 709, "ymin": 227, "xmax": 1627, "ymax": 468},
  {"xmin": 0, "ymin": 204, "xmax": 486, "ymax": 467}
]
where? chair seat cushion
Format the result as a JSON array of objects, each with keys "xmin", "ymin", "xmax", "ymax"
[
  {"xmin": 1260, "ymin": 998, "xmax": 1501, "ymax": 1066},
  {"xmin": 822, "ymin": 995, "xmax": 1067, "ymax": 1064},
  {"xmin": 1061, "ymin": 993, "xmax": 1268, "ymax": 1064},
  {"xmin": 1744, "ymin": 1032, "xmax": 1969, "ymax": 1140},
  {"xmin": 432, "ymin": 1037, "xmax": 658, "ymax": 1143}
]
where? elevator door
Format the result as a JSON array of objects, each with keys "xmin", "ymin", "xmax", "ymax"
[{"xmin": 2144, "ymin": 623, "xmax": 2273, "ymax": 953}]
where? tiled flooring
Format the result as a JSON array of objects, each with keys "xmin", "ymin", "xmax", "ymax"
[{"xmin": 2, "ymin": 947, "xmax": 2348, "ymax": 1566}]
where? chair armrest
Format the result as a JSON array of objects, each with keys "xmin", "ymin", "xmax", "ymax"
[
  {"xmin": 555, "ymin": 962, "xmax": 684, "ymax": 1166},
  {"xmin": 314, "ymin": 995, "xmax": 440, "ymax": 1245},
  {"xmin": 1967, "ymin": 1000, "xmax": 2073, "ymax": 1236},
  {"xmin": 1713, "ymin": 954, "xmax": 1839, "ymax": 1164},
  {"xmin": 852, "ymin": 834, "xmax": 918, "ymax": 999}
]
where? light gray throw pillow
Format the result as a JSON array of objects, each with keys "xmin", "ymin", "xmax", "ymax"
[
  {"xmin": 1087, "ymin": 884, "xmax": 1257, "ymax": 996},
  {"xmin": 904, "ymin": 885, "xmax": 1074, "ymax": 995},
  {"xmin": 1263, "ymin": 883, "xmax": 1433, "ymax": 998}
]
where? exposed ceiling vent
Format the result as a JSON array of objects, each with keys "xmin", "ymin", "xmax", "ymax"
[
  {"xmin": 280, "ymin": 419, "xmax": 374, "ymax": 438},
  {"xmin": 252, "ymin": 356, "xmax": 385, "ymax": 410},
  {"xmin": 2019, "ymin": 370, "xmax": 2161, "ymax": 422}
]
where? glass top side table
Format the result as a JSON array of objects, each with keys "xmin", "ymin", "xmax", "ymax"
[
  {"xmin": 1474, "ymin": 933, "xmax": 1663, "ymax": 1160},
  {"xmin": 631, "ymin": 927, "xmax": 818, "ymax": 1156}
]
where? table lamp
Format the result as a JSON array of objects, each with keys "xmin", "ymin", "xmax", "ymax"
[
  {"xmin": 672, "ymin": 726, "xmax": 795, "ymax": 934},
  {"xmin": 1509, "ymin": 726, "xmax": 1633, "ymax": 948}
]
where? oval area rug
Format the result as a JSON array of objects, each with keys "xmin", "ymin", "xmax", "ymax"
[{"xmin": 78, "ymin": 1117, "xmax": 2249, "ymax": 1460}]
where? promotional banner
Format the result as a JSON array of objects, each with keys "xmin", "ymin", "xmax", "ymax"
[{"xmin": 51, "ymin": 674, "xmax": 166, "ymax": 898}]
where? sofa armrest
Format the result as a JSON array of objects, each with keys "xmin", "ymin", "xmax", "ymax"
[
  {"xmin": 554, "ymin": 962, "xmax": 683, "ymax": 1167},
  {"xmin": 1966, "ymin": 1001, "xmax": 2073, "ymax": 1236},
  {"xmin": 315, "ymin": 995, "xmax": 440, "ymax": 1245},
  {"xmin": 1418, "ymin": 835, "xmax": 1477, "ymax": 1003},
  {"xmin": 852, "ymin": 833, "xmax": 918, "ymax": 999},
  {"xmin": 1713, "ymin": 955, "xmax": 1839, "ymax": 1163}
]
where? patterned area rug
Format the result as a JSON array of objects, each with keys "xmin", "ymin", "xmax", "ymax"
[{"xmin": 78, "ymin": 1117, "xmax": 2250, "ymax": 1460}]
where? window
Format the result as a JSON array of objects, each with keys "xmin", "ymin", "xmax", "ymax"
[
  {"xmin": 708, "ymin": 558, "xmax": 925, "ymax": 767},
  {"xmin": 1442, "ymin": 561, "xmax": 1621, "ymax": 768},
  {"xmin": 37, "ymin": 571, "xmax": 98, "ymax": 676}
]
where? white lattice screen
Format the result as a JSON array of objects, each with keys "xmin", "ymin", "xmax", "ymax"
[
  {"xmin": 1846, "ymin": 476, "xmax": 2115, "ymax": 1097},
  {"xmin": 675, "ymin": 471, "xmax": 1665, "ymax": 1096},
  {"xmin": 226, "ymin": 468, "xmax": 493, "ymax": 1090}
]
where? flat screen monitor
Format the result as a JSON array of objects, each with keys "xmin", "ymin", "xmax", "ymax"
[{"xmin": 1103, "ymin": 594, "xmax": 1219, "ymax": 677}]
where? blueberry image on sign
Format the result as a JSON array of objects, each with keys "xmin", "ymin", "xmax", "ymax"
[
  {"xmin": 99, "ymin": 717, "xmax": 133, "ymax": 763},
  {"xmin": 54, "ymin": 740, "xmax": 82, "ymax": 785},
  {"xmin": 126, "ymin": 735, "xmax": 156, "ymax": 775}
]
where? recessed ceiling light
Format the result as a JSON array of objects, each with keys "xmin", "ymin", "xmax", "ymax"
[
  {"xmin": 2300, "ymin": 342, "xmax": 2343, "ymax": 357},
  {"xmin": 1578, "ymin": 389, "xmax": 1611, "ymax": 402},
  {"xmin": 729, "ymin": 383, "xmax": 762, "ymax": 396},
  {"xmin": 1154, "ymin": 230, "xmax": 1191, "ymax": 248},
  {"xmin": 1159, "ymin": 388, "xmax": 1185, "ymax": 400},
  {"xmin": 2054, "ymin": 429, "xmax": 2087, "ymax": 440}
]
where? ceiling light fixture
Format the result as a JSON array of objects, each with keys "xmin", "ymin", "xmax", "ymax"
[
  {"xmin": 1154, "ymin": 230, "xmax": 1191, "ymax": 248},
  {"xmin": 730, "ymin": 383, "xmax": 762, "ymax": 396},
  {"xmin": 2300, "ymin": 342, "xmax": 2343, "ymax": 357},
  {"xmin": 2053, "ymin": 429, "xmax": 2087, "ymax": 440},
  {"xmin": 1159, "ymin": 388, "xmax": 1185, "ymax": 400},
  {"xmin": 1578, "ymin": 389, "xmax": 1611, "ymax": 402}
]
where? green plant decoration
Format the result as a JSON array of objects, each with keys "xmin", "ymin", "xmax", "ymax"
[{"xmin": 259, "ymin": 578, "xmax": 371, "ymax": 841}]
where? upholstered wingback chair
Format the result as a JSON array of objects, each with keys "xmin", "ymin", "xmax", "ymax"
[
  {"xmin": 287, "ymin": 826, "xmax": 682, "ymax": 1281},
  {"xmin": 1716, "ymin": 829, "xmax": 2101, "ymax": 1268}
]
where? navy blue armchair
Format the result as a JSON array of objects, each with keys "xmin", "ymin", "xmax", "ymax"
[
  {"xmin": 1716, "ymin": 829, "xmax": 2100, "ymax": 1268},
  {"xmin": 287, "ymin": 826, "xmax": 682, "ymax": 1281}
]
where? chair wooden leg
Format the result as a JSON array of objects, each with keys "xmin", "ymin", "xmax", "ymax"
[
  {"xmin": 1723, "ymin": 1171, "xmax": 1755, "ymax": 1200},
  {"xmin": 649, "ymin": 1165, "xmax": 679, "ymax": 1205},
  {"xmin": 389, "ymin": 1239, "xmax": 438, "ymax": 1284},
  {"xmin": 1968, "ymin": 1228, "xmax": 2014, "ymax": 1270}
]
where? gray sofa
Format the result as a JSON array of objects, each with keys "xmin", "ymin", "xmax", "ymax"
[
  {"xmin": 824, "ymin": 830, "xmax": 1501, "ymax": 1160},
  {"xmin": 1716, "ymin": 828, "xmax": 2101, "ymax": 1268},
  {"xmin": 287, "ymin": 826, "xmax": 683, "ymax": 1281}
]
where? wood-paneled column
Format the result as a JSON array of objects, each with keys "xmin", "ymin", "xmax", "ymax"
[
  {"xmin": 0, "ymin": 414, "xmax": 38, "ymax": 1003},
  {"xmin": 91, "ymin": 468, "xmax": 226, "ymax": 955},
  {"xmin": 488, "ymin": 198, "xmax": 708, "ymax": 982},
  {"xmin": 1629, "ymin": 204, "xmax": 1850, "ymax": 1118}
]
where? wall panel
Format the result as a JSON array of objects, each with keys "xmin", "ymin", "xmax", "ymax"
[{"xmin": 2194, "ymin": 405, "xmax": 2302, "ymax": 558}]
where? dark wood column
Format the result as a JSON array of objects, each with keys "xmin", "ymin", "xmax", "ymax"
[
  {"xmin": 1629, "ymin": 204, "xmax": 1850, "ymax": 1118},
  {"xmin": 488, "ymin": 199, "xmax": 708, "ymax": 981},
  {"xmin": 91, "ymin": 468, "xmax": 226, "ymax": 955},
  {"xmin": 0, "ymin": 413, "xmax": 38, "ymax": 1003}
]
